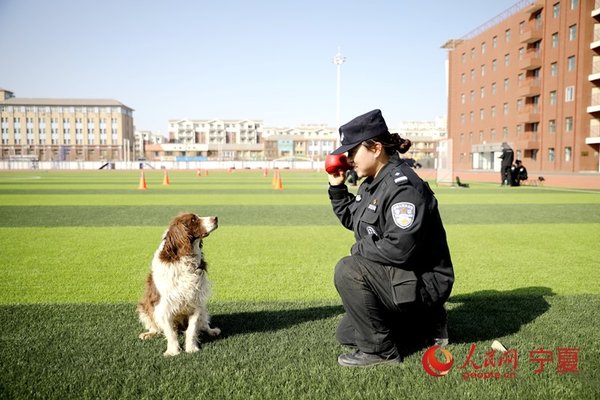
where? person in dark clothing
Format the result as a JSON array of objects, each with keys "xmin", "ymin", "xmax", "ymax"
[
  {"xmin": 345, "ymin": 168, "xmax": 358, "ymax": 186},
  {"xmin": 510, "ymin": 159, "xmax": 528, "ymax": 186},
  {"xmin": 499, "ymin": 143, "xmax": 514, "ymax": 185},
  {"xmin": 327, "ymin": 109, "xmax": 454, "ymax": 367}
]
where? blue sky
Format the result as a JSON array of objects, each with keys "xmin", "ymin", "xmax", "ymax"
[{"xmin": 0, "ymin": 0, "xmax": 520, "ymax": 133}]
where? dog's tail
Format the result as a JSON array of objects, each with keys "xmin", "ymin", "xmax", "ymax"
[{"xmin": 137, "ymin": 273, "xmax": 161, "ymax": 326}]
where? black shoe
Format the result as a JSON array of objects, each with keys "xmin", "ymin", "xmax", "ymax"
[{"xmin": 337, "ymin": 350, "xmax": 401, "ymax": 367}]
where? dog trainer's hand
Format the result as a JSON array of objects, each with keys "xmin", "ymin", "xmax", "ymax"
[{"xmin": 327, "ymin": 169, "xmax": 346, "ymax": 186}]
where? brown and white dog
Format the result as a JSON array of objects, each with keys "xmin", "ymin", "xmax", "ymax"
[{"xmin": 137, "ymin": 212, "xmax": 221, "ymax": 356}]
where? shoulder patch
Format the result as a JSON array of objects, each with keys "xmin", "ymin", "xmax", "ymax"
[
  {"xmin": 391, "ymin": 202, "xmax": 416, "ymax": 229},
  {"xmin": 394, "ymin": 176, "xmax": 409, "ymax": 185},
  {"xmin": 391, "ymin": 169, "xmax": 409, "ymax": 185}
]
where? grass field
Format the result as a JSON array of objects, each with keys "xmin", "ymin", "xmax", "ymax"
[{"xmin": 0, "ymin": 169, "xmax": 599, "ymax": 399}]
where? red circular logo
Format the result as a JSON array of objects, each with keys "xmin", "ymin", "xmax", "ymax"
[{"xmin": 422, "ymin": 345, "xmax": 454, "ymax": 377}]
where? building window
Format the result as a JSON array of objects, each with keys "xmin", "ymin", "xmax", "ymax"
[
  {"xmin": 491, "ymin": 82, "xmax": 497, "ymax": 95},
  {"xmin": 480, "ymin": 87, "xmax": 485, "ymax": 99},
  {"xmin": 528, "ymin": 149, "xmax": 537, "ymax": 161},
  {"xmin": 503, "ymin": 127, "xmax": 509, "ymax": 140},
  {"xmin": 481, "ymin": 42, "xmax": 486, "ymax": 54},
  {"xmin": 552, "ymin": 32, "xmax": 559, "ymax": 48},
  {"xmin": 569, "ymin": 25, "xmax": 577, "ymax": 41},
  {"xmin": 461, "ymin": 93, "xmax": 466, "ymax": 104},
  {"xmin": 549, "ymin": 120, "xmax": 556, "ymax": 133},
  {"xmin": 553, "ymin": 2, "xmax": 560, "ymax": 18},
  {"xmin": 461, "ymin": 73, "xmax": 466, "ymax": 83},
  {"xmin": 504, "ymin": 53, "xmax": 510, "ymax": 66},
  {"xmin": 570, "ymin": 0, "xmax": 578, "ymax": 10},
  {"xmin": 493, "ymin": 35, "xmax": 498, "ymax": 48},
  {"xmin": 491, "ymin": 105, "xmax": 496, "ymax": 118},
  {"xmin": 565, "ymin": 86, "xmax": 575, "ymax": 102},
  {"xmin": 480, "ymin": 109, "xmax": 484, "ymax": 120},
  {"xmin": 504, "ymin": 78, "xmax": 509, "ymax": 91},
  {"xmin": 548, "ymin": 148, "xmax": 555, "ymax": 162},
  {"xmin": 565, "ymin": 116, "xmax": 574, "ymax": 132},
  {"xmin": 505, "ymin": 29, "xmax": 511, "ymax": 43},
  {"xmin": 550, "ymin": 90, "xmax": 557, "ymax": 105},
  {"xmin": 567, "ymin": 55, "xmax": 576, "ymax": 71},
  {"xmin": 503, "ymin": 103, "xmax": 509, "ymax": 115},
  {"xmin": 492, "ymin": 59, "xmax": 497, "ymax": 71},
  {"xmin": 551, "ymin": 62, "xmax": 558, "ymax": 76},
  {"xmin": 481, "ymin": 64, "xmax": 485, "ymax": 77}
]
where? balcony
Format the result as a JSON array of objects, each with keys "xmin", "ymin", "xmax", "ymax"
[
  {"xmin": 593, "ymin": 0, "xmax": 600, "ymax": 18},
  {"xmin": 587, "ymin": 92, "xmax": 600, "ymax": 113},
  {"xmin": 591, "ymin": 58, "xmax": 600, "ymax": 81},
  {"xmin": 519, "ymin": 50, "xmax": 542, "ymax": 70},
  {"xmin": 524, "ymin": 1, "xmax": 543, "ymax": 14},
  {"xmin": 518, "ymin": 77, "xmax": 541, "ymax": 97},
  {"xmin": 517, "ymin": 104, "xmax": 540, "ymax": 123},
  {"xmin": 520, "ymin": 25, "xmax": 543, "ymax": 44},
  {"xmin": 591, "ymin": 25, "xmax": 600, "ymax": 49},
  {"xmin": 517, "ymin": 131, "xmax": 539, "ymax": 150},
  {"xmin": 586, "ymin": 118, "xmax": 600, "ymax": 144}
]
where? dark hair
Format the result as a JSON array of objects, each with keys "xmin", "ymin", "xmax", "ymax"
[{"xmin": 363, "ymin": 133, "xmax": 411, "ymax": 155}]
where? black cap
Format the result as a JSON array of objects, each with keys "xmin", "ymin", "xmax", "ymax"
[{"xmin": 331, "ymin": 109, "xmax": 390, "ymax": 155}]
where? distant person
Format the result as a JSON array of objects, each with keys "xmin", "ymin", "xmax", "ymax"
[
  {"xmin": 345, "ymin": 168, "xmax": 358, "ymax": 186},
  {"xmin": 499, "ymin": 143, "xmax": 514, "ymax": 186},
  {"xmin": 326, "ymin": 109, "xmax": 454, "ymax": 367},
  {"xmin": 510, "ymin": 160, "xmax": 528, "ymax": 186}
]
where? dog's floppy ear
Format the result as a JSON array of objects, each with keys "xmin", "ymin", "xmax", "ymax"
[{"xmin": 161, "ymin": 222, "xmax": 192, "ymax": 262}]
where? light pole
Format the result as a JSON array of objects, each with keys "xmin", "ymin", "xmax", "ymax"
[{"xmin": 333, "ymin": 47, "xmax": 346, "ymax": 132}]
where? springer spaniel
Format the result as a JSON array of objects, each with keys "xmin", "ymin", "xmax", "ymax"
[{"xmin": 137, "ymin": 212, "xmax": 221, "ymax": 356}]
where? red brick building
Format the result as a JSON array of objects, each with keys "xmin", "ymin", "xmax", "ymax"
[{"xmin": 445, "ymin": 0, "xmax": 600, "ymax": 176}]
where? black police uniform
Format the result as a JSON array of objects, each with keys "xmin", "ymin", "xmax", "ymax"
[
  {"xmin": 328, "ymin": 153, "xmax": 454, "ymax": 356},
  {"xmin": 500, "ymin": 145, "xmax": 514, "ymax": 185}
]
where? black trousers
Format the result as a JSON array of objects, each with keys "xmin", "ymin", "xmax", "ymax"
[{"xmin": 334, "ymin": 255, "xmax": 448, "ymax": 355}]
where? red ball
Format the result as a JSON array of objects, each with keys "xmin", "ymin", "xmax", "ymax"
[{"xmin": 325, "ymin": 154, "xmax": 351, "ymax": 174}]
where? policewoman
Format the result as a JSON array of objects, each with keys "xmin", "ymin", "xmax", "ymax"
[{"xmin": 327, "ymin": 109, "xmax": 454, "ymax": 367}]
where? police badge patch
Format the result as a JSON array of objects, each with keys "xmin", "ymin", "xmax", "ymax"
[{"xmin": 391, "ymin": 202, "xmax": 416, "ymax": 229}]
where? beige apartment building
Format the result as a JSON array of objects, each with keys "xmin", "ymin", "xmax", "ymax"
[
  {"xmin": 0, "ymin": 89, "xmax": 134, "ymax": 162},
  {"xmin": 397, "ymin": 118, "xmax": 447, "ymax": 168},
  {"xmin": 445, "ymin": 0, "xmax": 600, "ymax": 174},
  {"xmin": 164, "ymin": 118, "xmax": 264, "ymax": 161}
]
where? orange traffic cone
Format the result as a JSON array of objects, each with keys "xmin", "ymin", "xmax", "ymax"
[
  {"xmin": 273, "ymin": 170, "xmax": 283, "ymax": 190},
  {"xmin": 138, "ymin": 171, "xmax": 147, "ymax": 190},
  {"xmin": 274, "ymin": 176, "xmax": 283, "ymax": 190},
  {"xmin": 163, "ymin": 170, "xmax": 170, "ymax": 186},
  {"xmin": 271, "ymin": 169, "xmax": 279, "ymax": 188}
]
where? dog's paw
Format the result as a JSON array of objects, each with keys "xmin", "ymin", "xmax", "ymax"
[
  {"xmin": 139, "ymin": 332, "xmax": 156, "ymax": 341},
  {"xmin": 163, "ymin": 348, "xmax": 181, "ymax": 357},
  {"xmin": 207, "ymin": 327, "xmax": 221, "ymax": 337},
  {"xmin": 185, "ymin": 345, "xmax": 200, "ymax": 353}
]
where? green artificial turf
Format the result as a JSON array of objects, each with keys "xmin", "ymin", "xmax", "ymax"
[{"xmin": 0, "ymin": 170, "xmax": 599, "ymax": 399}]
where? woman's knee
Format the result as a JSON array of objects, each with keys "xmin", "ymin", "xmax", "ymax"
[{"xmin": 334, "ymin": 256, "xmax": 360, "ymax": 288}]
